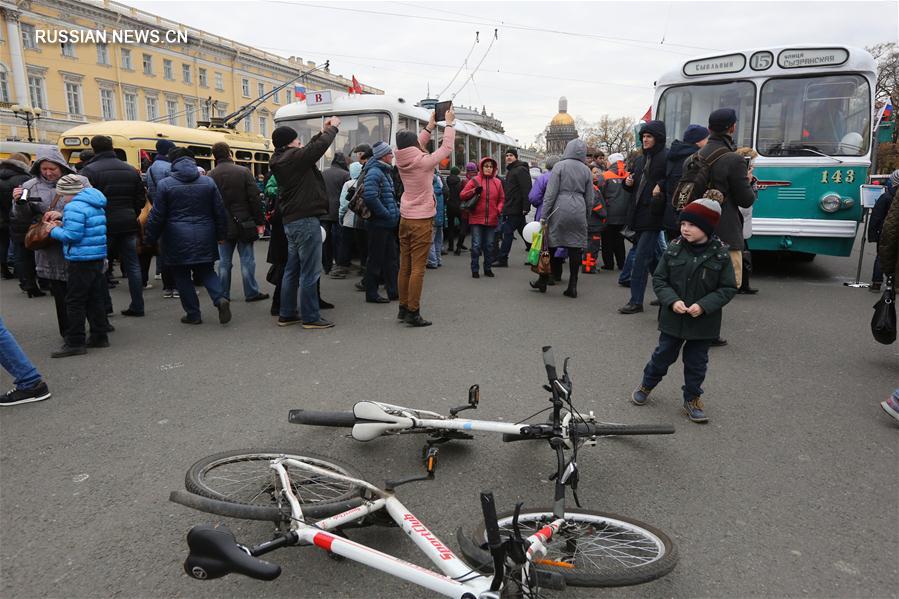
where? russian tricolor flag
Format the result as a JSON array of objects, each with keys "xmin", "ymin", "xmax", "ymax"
[
  {"xmin": 884, "ymin": 102, "xmax": 893, "ymax": 120},
  {"xmin": 294, "ymin": 85, "xmax": 306, "ymax": 101}
]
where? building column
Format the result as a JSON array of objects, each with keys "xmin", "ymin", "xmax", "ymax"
[{"xmin": 3, "ymin": 8, "xmax": 30, "ymax": 106}]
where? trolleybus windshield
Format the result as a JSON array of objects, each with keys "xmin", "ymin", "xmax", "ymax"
[
  {"xmin": 656, "ymin": 81, "xmax": 755, "ymax": 148},
  {"xmin": 278, "ymin": 112, "xmax": 392, "ymax": 163},
  {"xmin": 758, "ymin": 74, "xmax": 871, "ymax": 157}
]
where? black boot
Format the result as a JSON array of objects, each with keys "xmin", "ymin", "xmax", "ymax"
[
  {"xmin": 738, "ymin": 270, "xmax": 758, "ymax": 294},
  {"xmin": 397, "ymin": 305, "xmax": 408, "ymax": 320},
  {"xmin": 404, "ymin": 309, "xmax": 432, "ymax": 327},
  {"xmin": 529, "ymin": 276, "xmax": 547, "ymax": 293},
  {"xmin": 563, "ymin": 285, "xmax": 577, "ymax": 298}
]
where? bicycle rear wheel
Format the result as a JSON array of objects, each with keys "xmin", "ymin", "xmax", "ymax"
[
  {"xmin": 185, "ymin": 449, "xmax": 365, "ymax": 519},
  {"xmin": 459, "ymin": 508, "xmax": 677, "ymax": 587}
]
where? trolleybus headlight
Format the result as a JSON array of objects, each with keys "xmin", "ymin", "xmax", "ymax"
[
  {"xmin": 819, "ymin": 194, "xmax": 841, "ymax": 213},
  {"xmin": 840, "ymin": 197, "xmax": 855, "ymax": 210}
]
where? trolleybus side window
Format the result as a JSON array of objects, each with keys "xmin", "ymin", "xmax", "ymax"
[
  {"xmin": 323, "ymin": 112, "xmax": 392, "ymax": 165},
  {"xmin": 657, "ymin": 81, "xmax": 755, "ymax": 149},
  {"xmin": 758, "ymin": 75, "xmax": 870, "ymax": 157},
  {"xmin": 454, "ymin": 133, "xmax": 467, "ymax": 168}
]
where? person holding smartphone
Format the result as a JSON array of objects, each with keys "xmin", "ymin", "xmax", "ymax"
[{"xmin": 393, "ymin": 106, "xmax": 455, "ymax": 327}]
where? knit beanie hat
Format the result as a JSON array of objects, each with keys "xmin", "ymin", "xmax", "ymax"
[
  {"xmin": 156, "ymin": 139, "xmax": 176, "ymax": 155},
  {"xmin": 371, "ymin": 141, "xmax": 393, "ymax": 161},
  {"xmin": 465, "ymin": 162, "xmax": 477, "ymax": 172},
  {"xmin": 272, "ymin": 126, "xmax": 298, "ymax": 149},
  {"xmin": 683, "ymin": 124, "xmax": 710, "ymax": 144},
  {"xmin": 450, "ymin": 166, "xmax": 460, "ymax": 175},
  {"xmin": 679, "ymin": 198, "xmax": 722, "ymax": 237},
  {"xmin": 506, "ymin": 148, "xmax": 518, "ymax": 158},
  {"xmin": 396, "ymin": 130, "xmax": 419, "ymax": 150},
  {"xmin": 889, "ymin": 169, "xmax": 899, "ymax": 188},
  {"xmin": 353, "ymin": 143, "xmax": 373, "ymax": 159},
  {"xmin": 56, "ymin": 174, "xmax": 88, "ymax": 196}
]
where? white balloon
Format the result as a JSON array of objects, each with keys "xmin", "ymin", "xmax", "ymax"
[
  {"xmin": 522, "ymin": 221, "xmax": 541, "ymax": 245},
  {"xmin": 321, "ymin": 226, "xmax": 327, "ymax": 242}
]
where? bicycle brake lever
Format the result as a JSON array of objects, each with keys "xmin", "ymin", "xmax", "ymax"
[{"xmin": 506, "ymin": 502, "xmax": 527, "ymax": 565}]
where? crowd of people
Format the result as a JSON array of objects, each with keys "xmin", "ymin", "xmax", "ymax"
[{"xmin": 1, "ymin": 108, "xmax": 897, "ymax": 424}]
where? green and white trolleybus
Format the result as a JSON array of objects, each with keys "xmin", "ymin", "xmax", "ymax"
[{"xmin": 655, "ymin": 45, "xmax": 877, "ymax": 257}]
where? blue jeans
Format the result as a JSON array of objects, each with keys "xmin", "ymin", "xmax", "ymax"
[
  {"xmin": 470, "ymin": 224, "xmax": 496, "ymax": 273},
  {"xmin": 642, "ymin": 332, "xmax": 711, "ymax": 400},
  {"xmin": 629, "ymin": 230, "xmax": 663, "ymax": 305},
  {"xmin": 107, "ymin": 233, "xmax": 144, "ymax": 313},
  {"xmin": 427, "ymin": 225, "xmax": 444, "ymax": 267},
  {"xmin": 498, "ymin": 214, "xmax": 527, "ymax": 262},
  {"xmin": 619, "ymin": 246, "xmax": 636, "ymax": 284},
  {"xmin": 0, "ymin": 315, "xmax": 42, "ymax": 389},
  {"xmin": 218, "ymin": 240, "xmax": 260, "ymax": 300},
  {"xmin": 280, "ymin": 218, "xmax": 322, "ymax": 322},
  {"xmin": 172, "ymin": 263, "xmax": 224, "ymax": 321}
]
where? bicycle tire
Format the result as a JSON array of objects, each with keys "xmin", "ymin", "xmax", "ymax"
[
  {"xmin": 185, "ymin": 449, "xmax": 365, "ymax": 519},
  {"xmin": 458, "ymin": 507, "xmax": 678, "ymax": 587},
  {"xmin": 288, "ymin": 409, "xmax": 357, "ymax": 427}
]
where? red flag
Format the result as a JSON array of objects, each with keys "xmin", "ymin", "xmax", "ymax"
[
  {"xmin": 352, "ymin": 76, "xmax": 363, "ymax": 94},
  {"xmin": 640, "ymin": 106, "xmax": 652, "ymax": 122}
]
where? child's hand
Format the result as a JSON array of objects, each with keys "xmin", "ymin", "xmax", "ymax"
[
  {"xmin": 687, "ymin": 303, "xmax": 704, "ymax": 317},
  {"xmin": 672, "ymin": 300, "xmax": 688, "ymax": 314}
]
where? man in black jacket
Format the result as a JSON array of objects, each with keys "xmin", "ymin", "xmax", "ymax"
[
  {"xmin": 80, "ymin": 135, "xmax": 146, "ymax": 316},
  {"xmin": 268, "ymin": 119, "xmax": 340, "ymax": 329},
  {"xmin": 619, "ymin": 120, "xmax": 668, "ymax": 314},
  {"xmin": 703, "ymin": 108, "xmax": 755, "ymax": 288},
  {"xmin": 322, "ymin": 153, "xmax": 350, "ymax": 278},
  {"xmin": 208, "ymin": 142, "xmax": 268, "ymax": 303},
  {"xmin": 0, "ymin": 154, "xmax": 32, "ymax": 281},
  {"xmin": 494, "ymin": 148, "xmax": 533, "ymax": 267},
  {"xmin": 663, "ymin": 125, "xmax": 709, "ymax": 240}
]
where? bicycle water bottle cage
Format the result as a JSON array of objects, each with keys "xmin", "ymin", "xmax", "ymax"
[
  {"xmin": 351, "ymin": 401, "xmax": 414, "ymax": 441},
  {"xmin": 184, "ymin": 525, "xmax": 281, "ymax": 581}
]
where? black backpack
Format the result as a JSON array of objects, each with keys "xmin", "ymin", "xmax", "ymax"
[
  {"xmin": 346, "ymin": 171, "xmax": 371, "ymax": 220},
  {"xmin": 671, "ymin": 147, "xmax": 731, "ymax": 211}
]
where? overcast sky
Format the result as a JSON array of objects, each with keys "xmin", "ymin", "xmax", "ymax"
[{"xmin": 120, "ymin": 0, "xmax": 898, "ymax": 146}]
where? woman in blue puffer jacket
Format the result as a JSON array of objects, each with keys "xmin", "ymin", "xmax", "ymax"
[{"xmin": 427, "ymin": 171, "xmax": 445, "ymax": 268}]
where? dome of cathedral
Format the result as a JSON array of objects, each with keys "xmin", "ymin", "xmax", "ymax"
[{"xmin": 550, "ymin": 112, "xmax": 575, "ymax": 126}]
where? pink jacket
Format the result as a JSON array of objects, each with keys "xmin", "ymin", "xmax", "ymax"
[{"xmin": 395, "ymin": 127, "xmax": 455, "ymax": 219}]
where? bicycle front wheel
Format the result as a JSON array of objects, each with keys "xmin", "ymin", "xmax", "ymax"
[
  {"xmin": 460, "ymin": 508, "xmax": 677, "ymax": 587},
  {"xmin": 185, "ymin": 449, "xmax": 365, "ymax": 518}
]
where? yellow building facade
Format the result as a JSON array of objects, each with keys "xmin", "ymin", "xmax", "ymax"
[{"xmin": 0, "ymin": 0, "xmax": 381, "ymax": 144}]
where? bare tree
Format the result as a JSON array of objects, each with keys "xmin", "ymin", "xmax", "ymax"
[
  {"xmin": 572, "ymin": 115, "xmax": 636, "ymax": 155},
  {"xmin": 868, "ymin": 42, "xmax": 898, "ymax": 102}
]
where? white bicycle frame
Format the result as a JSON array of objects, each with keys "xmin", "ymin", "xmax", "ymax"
[
  {"xmin": 351, "ymin": 401, "xmax": 593, "ymax": 448},
  {"xmin": 271, "ymin": 457, "xmax": 562, "ymax": 599}
]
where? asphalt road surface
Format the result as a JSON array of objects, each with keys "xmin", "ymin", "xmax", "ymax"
[{"xmin": 1, "ymin": 234, "xmax": 896, "ymax": 599}]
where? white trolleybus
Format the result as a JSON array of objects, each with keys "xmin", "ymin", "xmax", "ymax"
[
  {"xmin": 654, "ymin": 45, "xmax": 877, "ymax": 257},
  {"xmin": 273, "ymin": 93, "xmax": 521, "ymax": 176}
]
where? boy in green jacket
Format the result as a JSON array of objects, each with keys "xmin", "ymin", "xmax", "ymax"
[{"xmin": 631, "ymin": 198, "xmax": 737, "ymax": 423}]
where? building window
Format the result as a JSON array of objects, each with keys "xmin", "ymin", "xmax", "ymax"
[
  {"xmin": 65, "ymin": 82, "xmax": 83, "ymax": 116},
  {"xmin": 124, "ymin": 92, "xmax": 138, "ymax": 120},
  {"xmin": 185, "ymin": 101, "xmax": 196, "ymax": 127},
  {"xmin": 101, "ymin": 88, "xmax": 116, "ymax": 119},
  {"xmin": 214, "ymin": 72, "xmax": 224, "ymax": 91},
  {"xmin": 121, "ymin": 48, "xmax": 132, "ymax": 70},
  {"xmin": 258, "ymin": 115, "xmax": 267, "ymax": 137},
  {"xmin": 215, "ymin": 105, "xmax": 225, "ymax": 118},
  {"xmin": 166, "ymin": 98, "xmax": 178, "ymax": 125},
  {"xmin": 285, "ymin": 88, "xmax": 292, "ymax": 104},
  {"xmin": 258, "ymin": 82, "xmax": 265, "ymax": 97},
  {"xmin": 28, "ymin": 75, "xmax": 46, "ymax": 109},
  {"xmin": 243, "ymin": 118, "xmax": 251, "ymax": 133},
  {"xmin": 163, "ymin": 59, "xmax": 173, "ymax": 80},
  {"xmin": 182, "ymin": 64, "xmax": 191, "ymax": 84},
  {"xmin": 146, "ymin": 96, "xmax": 158, "ymax": 120},
  {"xmin": 142, "ymin": 53, "xmax": 153, "ymax": 75},
  {"xmin": 201, "ymin": 102, "xmax": 210, "ymax": 121},
  {"xmin": 97, "ymin": 43, "xmax": 109, "ymax": 65},
  {"xmin": 198, "ymin": 68, "xmax": 207, "ymax": 87},
  {"xmin": 0, "ymin": 68, "xmax": 8, "ymax": 103},
  {"xmin": 21, "ymin": 24, "xmax": 37, "ymax": 50},
  {"xmin": 241, "ymin": 78, "xmax": 250, "ymax": 97},
  {"xmin": 61, "ymin": 41, "xmax": 76, "ymax": 58},
  {"xmin": 273, "ymin": 87, "xmax": 280, "ymax": 105}
]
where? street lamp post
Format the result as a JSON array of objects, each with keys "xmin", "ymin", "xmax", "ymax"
[{"xmin": 10, "ymin": 104, "xmax": 42, "ymax": 142}]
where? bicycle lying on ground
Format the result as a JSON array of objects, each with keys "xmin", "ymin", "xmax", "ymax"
[{"xmin": 170, "ymin": 347, "xmax": 678, "ymax": 595}]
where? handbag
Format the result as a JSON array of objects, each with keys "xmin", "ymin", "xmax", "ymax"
[
  {"xmin": 620, "ymin": 225, "xmax": 637, "ymax": 243},
  {"xmin": 531, "ymin": 225, "xmax": 552, "ymax": 275},
  {"xmin": 527, "ymin": 227, "xmax": 544, "ymax": 266},
  {"xmin": 24, "ymin": 194, "xmax": 62, "ymax": 251},
  {"xmin": 235, "ymin": 217, "xmax": 259, "ymax": 243},
  {"xmin": 461, "ymin": 186, "xmax": 482, "ymax": 211},
  {"xmin": 871, "ymin": 277, "xmax": 896, "ymax": 345},
  {"xmin": 266, "ymin": 263, "xmax": 285, "ymax": 286}
]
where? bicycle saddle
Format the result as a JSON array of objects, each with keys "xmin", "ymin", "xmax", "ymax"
[
  {"xmin": 352, "ymin": 401, "xmax": 414, "ymax": 441},
  {"xmin": 184, "ymin": 524, "xmax": 281, "ymax": 581}
]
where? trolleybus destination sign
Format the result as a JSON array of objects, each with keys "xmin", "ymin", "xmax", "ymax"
[
  {"xmin": 682, "ymin": 53, "xmax": 746, "ymax": 76},
  {"xmin": 778, "ymin": 48, "xmax": 849, "ymax": 69}
]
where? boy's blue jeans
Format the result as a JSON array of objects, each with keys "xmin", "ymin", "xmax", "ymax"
[
  {"xmin": 641, "ymin": 332, "xmax": 711, "ymax": 401},
  {"xmin": 0, "ymin": 315, "xmax": 42, "ymax": 389}
]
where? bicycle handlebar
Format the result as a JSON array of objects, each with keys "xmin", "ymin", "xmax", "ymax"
[{"xmin": 541, "ymin": 346, "xmax": 558, "ymax": 383}]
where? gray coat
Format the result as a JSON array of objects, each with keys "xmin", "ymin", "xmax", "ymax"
[
  {"xmin": 12, "ymin": 146, "xmax": 88, "ymax": 281},
  {"xmin": 542, "ymin": 139, "xmax": 591, "ymax": 249}
]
